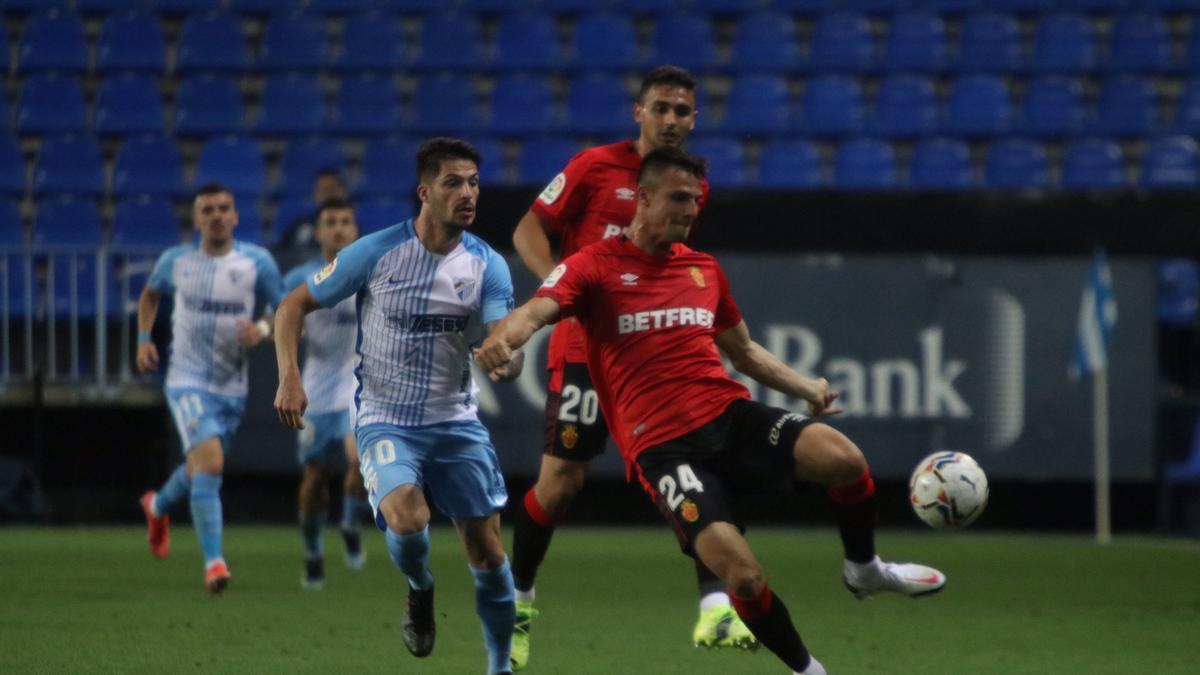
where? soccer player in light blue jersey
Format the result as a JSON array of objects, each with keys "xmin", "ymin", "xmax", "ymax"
[
  {"xmin": 137, "ymin": 184, "xmax": 284, "ymax": 595},
  {"xmin": 275, "ymin": 138, "xmax": 522, "ymax": 675},
  {"xmin": 281, "ymin": 197, "xmax": 371, "ymax": 590}
]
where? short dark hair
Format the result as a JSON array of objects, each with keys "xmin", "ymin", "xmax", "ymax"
[
  {"xmin": 315, "ymin": 167, "xmax": 343, "ymax": 182},
  {"xmin": 315, "ymin": 197, "xmax": 354, "ymax": 222},
  {"xmin": 637, "ymin": 146, "xmax": 707, "ymax": 187},
  {"xmin": 638, "ymin": 65, "xmax": 696, "ymax": 102},
  {"xmin": 416, "ymin": 137, "xmax": 482, "ymax": 184},
  {"xmin": 193, "ymin": 183, "xmax": 232, "ymax": 201}
]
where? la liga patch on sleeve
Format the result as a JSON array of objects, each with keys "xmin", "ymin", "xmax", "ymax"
[
  {"xmin": 313, "ymin": 258, "xmax": 337, "ymax": 285},
  {"xmin": 542, "ymin": 263, "xmax": 567, "ymax": 288},
  {"xmin": 538, "ymin": 173, "xmax": 566, "ymax": 205}
]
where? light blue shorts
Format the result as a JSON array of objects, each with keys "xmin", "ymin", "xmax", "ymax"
[
  {"xmin": 165, "ymin": 387, "xmax": 245, "ymax": 454},
  {"xmin": 298, "ymin": 409, "xmax": 354, "ymax": 466},
  {"xmin": 357, "ymin": 419, "xmax": 508, "ymax": 529}
]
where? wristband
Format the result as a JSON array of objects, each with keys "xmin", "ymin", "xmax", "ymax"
[
  {"xmin": 256, "ymin": 319, "xmax": 271, "ymax": 339},
  {"xmin": 137, "ymin": 332, "xmax": 152, "ymax": 344}
]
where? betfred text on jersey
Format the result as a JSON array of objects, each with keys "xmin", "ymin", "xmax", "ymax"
[{"xmin": 617, "ymin": 307, "xmax": 715, "ymax": 335}]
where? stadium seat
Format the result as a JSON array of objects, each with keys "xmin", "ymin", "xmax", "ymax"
[
  {"xmin": 957, "ymin": 13, "xmax": 1021, "ymax": 72},
  {"xmin": 98, "ymin": 11, "xmax": 167, "ymax": 73},
  {"xmin": 541, "ymin": 0, "xmax": 603, "ymax": 12},
  {"xmin": 1157, "ymin": 259, "xmax": 1200, "ymax": 326},
  {"xmin": 356, "ymin": 196, "xmax": 415, "ymax": 234},
  {"xmin": 337, "ymin": 11, "xmax": 405, "ymax": 71},
  {"xmin": 1140, "ymin": 136, "xmax": 1199, "ymax": 188},
  {"xmin": 18, "ymin": 9, "xmax": 88, "ymax": 73},
  {"xmin": 255, "ymin": 74, "xmax": 325, "ymax": 136},
  {"xmin": 516, "ymin": 139, "xmax": 582, "ymax": 185},
  {"xmin": 729, "ymin": 12, "xmax": 798, "ymax": 72},
  {"xmin": 176, "ymin": 12, "xmax": 248, "ymax": 73},
  {"xmin": 356, "ymin": 137, "xmax": 421, "ymax": 198},
  {"xmin": 33, "ymin": 195, "xmax": 102, "ymax": 246},
  {"xmin": 757, "ymin": 139, "xmax": 822, "ymax": 189},
  {"xmin": 489, "ymin": 75, "xmax": 558, "ymax": 136},
  {"xmin": 111, "ymin": 195, "xmax": 183, "ymax": 249},
  {"xmin": 800, "ymin": 75, "xmax": 864, "ymax": 136},
  {"xmin": 306, "ymin": 0, "xmax": 371, "ymax": 12},
  {"xmin": 686, "ymin": 138, "xmax": 746, "ymax": 188},
  {"xmin": 908, "ymin": 138, "xmax": 975, "ymax": 190},
  {"xmin": 174, "ymin": 74, "xmax": 245, "ymax": 136},
  {"xmin": 410, "ymin": 74, "xmax": 483, "ymax": 134},
  {"xmin": 1091, "ymin": 76, "xmax": 1158, "ymax": 136},
  {"xmin": 233, "ymin": 203, "xmax": 264, "ymax": 245},
  {"xmin": 650, "ymin": 13, "xmax": 717, "ymax": 72},
  {"xmin": 844, "ymin": 0, "xmax": 911, "ymax": 13},
  {"xmin": 492, "ymin": 12, "xmax": 563, "ymax": 71},
  {"xmin": 0, "ymin": 138, "xmax": 26, "ymax": 196},
  {"xmin": 566, "ymin": 74, "xmax": 630, "ymax": 136},
  {"xmin": 570, "ymin": 14, "xmax": 640, "ymax": 70},
  {"xmin": 155, "ymin": 0, "xmax": 225, "ymax": 13},
  {"xmin": 0, "ymin": 199, "xmax": 22, "ymax": 245},
  {"xmin": 765, "ymin": 0, "xmax": 840, "ymax": 12},
  {"xmin": 34, "ymin": 136, "xmax": 104, "ymax": 195},
  {"xmin": 113, "ymin": 136, "xmax": 186, "ymax": 197},
  {"xmin": 1174, "ymin": 79, "xmax": 1200, "ymax": 134},
  {"xmin": 195, "ymin": 136, "xmax": 266, "ymax": 196},
  {"xmin": 1108, "ymin": 13, "xmax": 1171, "ymax": 72},
  {"xmin": 275, "ymin": 138, "xmax": 344, "ymax": 198},
  {"xmin": 987, "ymin": 0, "xmax": 1054, "ymax": 12},
  {"xmin": 872, "ymin": 75, "xmax": 937, "ymax": 137},
  {"xmin": 1060, "ymin": 139, "xmax": 1125, "ymax": 189},
  {"xmin": 465, "ymin": 137, "xmax": 507, "ymax": 186},
  {"xmin": 3, "ymin": 0, "xmax": 71, "ymax": 10},
  {"xmin": 271, "ymin": 195, "xmax": 311, "ymax": 244},
  {"xmin": 1146, "ymin": 0, "xmax": 1200, "ymax": 11},
  {"xmin": 833, "ymin": 139, "xmax": 898, "ymax": 189},
  {"xmin": 259, "ymin": 12, "xmax": 329, "ymax": 72},
  {"xmin": 692, "ymin": 0, "xmax": 762, "ymax": 12},
  {"xmin": 1019, "ymin": 77, "xmax": 1085, "ymax": 138},
  {"xmin": 0, "ymin": 24, "xmax": 8, "ymax": 74},
  {"xmin": 382, "ymin": 0, "xmax": 445, "ymax": 12},
  {"xmin": 809, "ymin": 12, "xmax": 873, "ymax": 72},
  {"xmin": 17, "ymin": 74, "xmax": 87, "ymax": 135},
  {"xmin": 984, "ymin": 139, "xmax": 1048, "ymax": 189},
  {"xmin": 722, "ymin": 74, "xmax": 791, "ymax": 135},
  {"xmin": 882, "ymin": 11, "xmax": 948, "ymax": 72},
  {"xmin": 943, "ymin": 75, "xmax": 1012, "ymax": 137},
  {"xmin": 94, "ymin": 75, "xmax": 166, "ymax": 137},
  {"xmin": 330, "ymin": 73, "xmax": 402, "ymax": 136},
  {"xmin": 416, "ymin": 13, "xmax": 484, "ymax": 69},
  {"xmin": 1031, "ymin": 13, "xmax": 1096, "ymax": 73},
  {"xmin": 1058, "ymin": 0, "xmax": 1132, "ymax": 11},
  {"xmin": 229, "ymin": 0, "xmax": 304, "ymax": 13},
  {"xmin": 78, "ymin": 0, "xmax": 150, "ymax": 11}
]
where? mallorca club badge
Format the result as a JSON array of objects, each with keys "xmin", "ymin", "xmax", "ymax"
[
  {"xmin": 689, "ymin": 266, "xmax": 706, "ymax": 288},
  {"xmin": 680, "ymin": 498, "xmax": 700, "ymax": 523},
  {"xmin": 560, "ymin": 424, "xmax": 579, "ymax": 450}
]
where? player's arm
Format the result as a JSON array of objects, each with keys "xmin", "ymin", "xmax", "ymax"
[
  {"xmin": 273, "ymin": 283, "xmax": 322, "ymax": 430},
  {"xmin": 512, "ymin": 210, "xmax": 558, "ymax": 280},
  {"xmin": 715, "ymin": 320, "xmax": 842, "ymax": 417},
  {"xmin": 136, "ymin": 285, "xmax": 161, "ymax": 373},
  {"xmin": 243, "ymin": 251, "xmax": 285, "ymax": 348},
  {"xmin": 476, "ymin": 297, "xmax": 561, "ymax": 372}
]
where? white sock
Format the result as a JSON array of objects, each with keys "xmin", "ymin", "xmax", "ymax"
[
  {"xmin": 794, "ymin": 655, "xmax": 826, "ymax": 675},
  {"xmin": 515, "ymin": 588, "xmax": 535, "ymax": 604},
  {"xmin": 699, "ymin": 591, "xmax": 730, "ymax": 612}
]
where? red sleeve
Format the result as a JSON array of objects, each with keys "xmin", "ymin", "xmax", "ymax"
[
  {"xmin": 532, "ymin": 249, "xmax": 598, "ymax": 321},
  {"xmin": 713, "ymin": 262, "xmax": 743, "ymax": 332},
  {"xmin": 528, "ymin": 152, "xmax": 592, "ymax": 233}
]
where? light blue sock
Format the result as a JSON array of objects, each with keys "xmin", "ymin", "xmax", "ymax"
[
  {"xmin": 472, "ymin": 558, "xmax": 515, "ymax": 675},
  {"xmin": 300, "ymin": 511, "xmax": 325, "ymax": 560},
  {"xmin": 340, "ymin": 495, "xmax": 370, "ymax": 533},
  {"xmin": 154, "ymin": 464, "xmax": 191, "ymax": 515},
  {"xmin": 385, "ymin": 527, "xmax": 434, "ymax": 590},
  {"xmin": 189, "ymin": 473, "xmax": 224, "ymax": 564}
]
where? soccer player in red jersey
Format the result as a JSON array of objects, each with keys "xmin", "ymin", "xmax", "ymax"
[
  {"xmin": 479, "ymin": 147, "xmax": 947, "ymax": 675},
  {"xmin": 507, "ymin": 66, "xmax": 747, "ymax": 666}
]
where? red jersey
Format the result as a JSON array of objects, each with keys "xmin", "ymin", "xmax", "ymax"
[
  {"xmin": 533, "ymin": 236, "xmax": 750, "ymax": 470},
  {"xmin": 528, "ymin": 141, "xmax": 708, "ymax": 384}
]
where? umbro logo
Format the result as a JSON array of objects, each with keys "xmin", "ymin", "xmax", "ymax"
[
  {"xmin": 615, "ymin": 187, "xmax": 635, "ymax": 201},
  {"xmin": 620, "ymin": 273, "xmax": 638, "ymax": 286}
]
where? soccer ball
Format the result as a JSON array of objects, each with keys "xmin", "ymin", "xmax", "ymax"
[{"xmin": 909, "ymin": 451, "xmax": 989, "ymax": 529}]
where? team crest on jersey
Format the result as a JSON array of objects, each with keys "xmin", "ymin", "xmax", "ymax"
[
  {"xmin": 615, "ymin": 187, "xmax": 635, "ymax": 201},
  {"xmin": 538, "ymin": 173, "xmax": 567, "ymax": 205},
  {"xmin": 620, "ymin": 273, "xmax": 638, "ymax": 286},
  {"xmin": 453, "ymin": 278, "xmax": 475, "ymax": 300},
  {"xmin": 542, "ymin": 263, "xmax": 567, "ymax": 288},
  {"xmin": 560, "ymin": 424, "xmax": 579, "ymax": 449},
  {"xmin": 680, "ymin": 499, "xmax": 699, "ymax": 523},
  {"xmin": 689, "ymin": 266, "xmax": 706, "ymax": 288},
  {"xmin": 314, "ymin": 258, "xmax": 337, "ymax": 285}
]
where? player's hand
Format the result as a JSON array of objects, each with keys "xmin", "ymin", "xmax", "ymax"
[
  {"xmin": 136, "ymin": 341, "xmax": 159, "ymax": 373},
  {"xmin": 474, "ymin": 336, "xmax": 513, "ymax": 372},
  {"xmin": 274, "ymin": 377, "xmax": 308, "ymax": 430},
  {"xmin": 236, "ymin": 320, "xmax": 265, "ymax": 348},
  {"xmin": 805, "ymin": 378, "xmax": 844, "ymax": 417}
]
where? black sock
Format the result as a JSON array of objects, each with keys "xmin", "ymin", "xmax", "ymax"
[
  {"xmin": 511, "ymin": 489, "xmax": 556, "ymax": 593},
  {"xmin": 732, "ymin": 587, "xmax": 811, "ymax": 672},
  {"xmin": 832, "ymin": 494, "xmax": 877, "ymax": 564},
  {"xmin": 695, "ymin": 557, "xmax": 725, "ymax": 598}
]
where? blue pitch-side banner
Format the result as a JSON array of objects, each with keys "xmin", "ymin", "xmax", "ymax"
[{"xmin": 229, "ymin": 254, "xmax": 1156, "ymax": 481}]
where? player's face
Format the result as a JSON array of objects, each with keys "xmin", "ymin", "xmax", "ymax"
[
  {"xmin": 635, "ymin": 85, "xmax": 697, "ymax": 150},
  {"xmin": 315, "ymin": 207, "xmax": 358, "ymax": 255},
  {"xmin": 193, "ymin": 192, "xmax": 238, "ymax": 243},
  {"xmin": 639, "ymin": 168, "xmax": 703, "ymax": 243},
  {"xmin": 420, "ymin": 159, "xmax": 480, "ymax": 230}
]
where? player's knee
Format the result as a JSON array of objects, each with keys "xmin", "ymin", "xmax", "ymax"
[
  {"xmin": 379, "ymin": 502, "xmax": 428, "ymax": 534},
  {"xmin": 725, "ymin": 562, "xmax": 766, "ymax": 599}
]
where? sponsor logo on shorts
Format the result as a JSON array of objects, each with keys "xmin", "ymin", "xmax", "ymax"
[
  {"xmin": 689, "ymin": 266, "xmax": 706, "ymax": 288},
  {"xmin": 681, "ymin": 498, "xmax": 699, "ymax": 522},
  {"xmin": 560, "ymin": 423, "xmax": 579, "ymax": 449},
  {"xmin": 768, "ymin": 412, "xmax": 806, "ymax": 446},
  {"xmin": 542, "ymin": 263, "xmax": 567, "ymax": 289},
  {"xmin": 539, "ymin": 173, "xmax": 567, "ymax": 205},
  {"xmin": 314, "ymin": 258, "xmax": 337, "ymax": 285}
]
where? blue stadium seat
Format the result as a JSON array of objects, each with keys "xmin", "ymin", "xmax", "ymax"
[
  {"xmin": 380, "ymin": 0, "xmax": 444, "ymax": 12},
  {"xmin": 464, "ymin": 137, "xmax": 507, "ymax": 185},
  {"xmin": 800, "ymin": 75, "xmax": 864, "ymax": 136},
  {"xmin": 356, "ymin": 138, "xmax": 420, "ymax": 198},
  {"xmin": 274, "ymin": 138, "xmax": 344, "ymax": 198},
  {"xmin": 1031, "ymin": 13, "xmax": 1096, "ymax": 73},
  {"xmin": 1060, "ymin": 139, "xmax": 1125, "ymax": 189},
  {"xmin": 1058, "ymin": 0, "xmax": 1131, "ymax": 11},
  {"xmin": 943, "ymin": 75, "xmax": 1012, "ymax": 137},
  {"xmin": 330, "ymin": 73, "xmax": 402, "ymax": 136},
  {"xmin": 256, "ymin": 74, "xmax": 325, "ymax": 135},
  {"xmin": 114, "ymin": 136, "xmax": 186, "ymax": 197},
  {"xmin": 174, "ymin": 74, "xmax": 244, "ymax": 136},
  {"xmin": 98, "ymin": 11, "xmax": 167, "ymax": 73},
  {"xmin": 3, "ymin": 0, "xmax": 70, "ymax": 10},
  {"xmin": 1174, "ymin": 79, "xmax": 1200, "ymax": 134},
  {"xmin": 111, "ymin": 195, "xmax": 183, "ymax": 249},
  {"xmin": 566, "ymin": 74, "xmax": 630, "ymax": 136},
  {"xmin": 1019, "ymin": 77, "xmax": 1085, "ymax": 138},
  {"xmin": 957, "ymin": 13, "xmax": 1021, "ymax": 72},
  {"xmin": 571, "ymin": 14, "xmax": 640, "ymax": 70},
  {"xmin": 489, "ymin": 75, "xmax": 558, "ymax": 136},
  {"xmin": 516, "ymin": 139, "xmax": 582, "ymax": 185},
  {"xmin": 0, "ymin": 23, "xmax": 8, "ymax": 74},
  {"xmin": 1157, "ymin": 258, "xmax": 1200, "ymax": 326},
  {"xmin": 1108, "ymin": 13, "xmax": 1171, "ymax": 72},
  {"xmin": 356, "ymin": 196, "xmax": 415, "ymax": 233},
  {"xmin": 17, "ymin": 74, "xmax": 87, "ymax": 135},
  {"xmin": 229, "ymin": 0, "xmax": 305, "ymax": 13},
  {"xmin": 843, "ymin": 0, "xmax": 911, "ymax": 12},
  {"xmin": 767, "ymin": 0, "xmax": 839, "ymax": 12},
  {"xmin": 155, "ymin": 0, "xmax": 225, "ymax": 13},
  {"xmin": 78, "ymin": 0, "xmax": 151, "ymax": 11},
  {"xmin": 410, "ymin": 74, "xmax": 483, "ymax": 134},
  {"xmin": 1141, "ymin": 136, "xmax": 1199, "ymax": 188},
  {"xmin": 834, "ymin": 139, "xmax": 898, "ymax": 189},
  {"xmin": 882, "ymin": 11, "xmax": 948, "ymax": 72},
  {"xmin": 0, "ymin": 138, "xmax": 25, "ymax": 196},
  {"xmin": 729, "ymin": 12, "xmax": 798, "ymax": 72},
  {"xmin": 33, "ymin": 195, "xmax": 102, "ymax": 246},
  {"xmin": 651, "ymin": 13, "xmax": 717, "ymax": 72},
  {"xmin": 416, "ymin": 13, "xmax": 484, "ymax": 69},
  {"xmin": 492, "ymin": 12, "xmax": 563, "ymax": 71},
  {"xmin": 692, "ymin": 0, "xmax": 763, "ymax": 12},
  {"xmin": 271, "ymin": 195, "xmax": 311, "ymax": 244},
  {"xmin": 233, "ymin": 203, "xmax": 264, "ymax": 245},
  {"xmin": 259, "ymin": 12, "xmax": 329, "ymax": 72},
  {"xmin": 987, "ymin": 0, "xmax": 1054, "ymax": 12},
  {"xmin": 909, "ymin": 138, "xmax": 975, "ymax": 190},
  {"xmin": 0, "ymin": 200, "xmax": 22, "ymax": 245},
  {"xmin": 757, "ymin": 139, "xmax": 822, "ymax": 189},
  {"xmin": 94, "ymin": 75, "xmax": 166, "ymax": 137},
  {"xmin": 307, "ymin": 0, "xmax": 373, "ymax": 12},
  {"xmin": 722, "ymin": 74, "xmax": 791, "ymax": 135},
  {"xmin": 541, "ymin": 0, "xmax": 604, "ymax": 11},
  {"xmin": 1091, "ymin": 76, "xmax": 1158, "ymax": 136},
  {"xmin": 1146, "ymin": 0, "xmax": 1200, "ymax": 10},
  {"xmin": 18, "ymin": 9, "xmax": 88, "ymax": 73},
  {"xmin": 34, "ymin": 136, "xmax": 104, "ymax": 195},
  {"xmin": 808, "ymin": 12, "xmax": 873, "ymax": 72},
  {"xmin": 872, "ymin": 75, "xmax": 937, "ymax": 137},
  {"xmin": 925, "ymin": 0, "xmax": 982, "ymax": 11},
  {"xmin": 195, "ymin": 136, "xmax": 266, "ymax": 195},
  {"xmin": 687, "ymin": 138, "xmax": 746, "ymax": 188},
  {"xmin": 984, "ymin": 139, "xmax": 1048, "ymax": 189},
  {"xmin": 337, "ymin": 11, "xmax": 405, "ymax": 71},
  {"xmin": 176, "ymin": 12, "xmax": 248, "ymax": 73}
]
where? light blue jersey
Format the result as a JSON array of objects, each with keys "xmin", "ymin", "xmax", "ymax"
[
  {"xmin": 149, "ymin": 241, "xmax": 283, "ymax": 398},
  {"xmin": 307, "ymin": 219, "xmax": 515, "ymax": 428},
  {"xmin": 284, "ymin": 258, "xmax": 358, "ymax": 415}
]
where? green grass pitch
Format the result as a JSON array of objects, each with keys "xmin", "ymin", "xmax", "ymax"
[{"xmin": 1, "ymin": 526, "xmax": 1197, "ymax": 674}]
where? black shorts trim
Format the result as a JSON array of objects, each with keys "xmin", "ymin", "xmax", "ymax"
[{"xmin": 543, "ymin": 362, "xmax": 610, "ymax": 461}]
